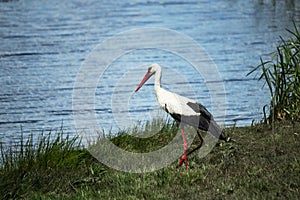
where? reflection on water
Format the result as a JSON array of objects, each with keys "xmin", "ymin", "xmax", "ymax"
[{"xmin": 0, "ymin": 0, "xmax": 299, "ymax": 142}]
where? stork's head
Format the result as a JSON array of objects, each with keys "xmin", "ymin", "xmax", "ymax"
[{"xmin": 135, "ymin": 63, "xmax": 161, "ymax": 92}]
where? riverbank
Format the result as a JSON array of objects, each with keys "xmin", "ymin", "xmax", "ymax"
[{"xmin": 1, "ymin": 121, "xmax": 299, "ymax": 199}]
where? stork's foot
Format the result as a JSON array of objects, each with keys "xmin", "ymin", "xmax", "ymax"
[{"xmin": 178, "ymin": 154, "xmax": 188, "ymax": 170}]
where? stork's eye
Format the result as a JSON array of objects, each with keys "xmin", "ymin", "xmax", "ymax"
[{"xmin": 148, "ymin": 67, "xmax": 152, "ymax": 73}]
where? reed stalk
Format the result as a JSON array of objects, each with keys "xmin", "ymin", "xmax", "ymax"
[{"xmin": 248, "ymin": 21, "xmax": 300, "ymax": 124}]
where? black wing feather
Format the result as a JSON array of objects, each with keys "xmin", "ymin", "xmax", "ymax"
[
  {"xmin": 165, "ymin": 102, "xmax": 212, "ymax": 131},
  {"xmin": 165, "ymin": 102, "xmax": 226, "ymax": 140},
  {"xmin": 186, "ymin": 102, "xmax": 212, "ymax": 120}
]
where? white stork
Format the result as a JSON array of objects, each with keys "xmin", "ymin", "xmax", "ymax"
[{"xmin": 135, "ymin": 63, "xmax": 227, "ymax": 169}]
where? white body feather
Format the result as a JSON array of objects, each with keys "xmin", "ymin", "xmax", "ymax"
[{"xmin": 155, "ymin": 87, "xmax": 198, "ymax": 116}]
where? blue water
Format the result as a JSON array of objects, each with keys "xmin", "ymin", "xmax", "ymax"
[{"xmin": 1, "ymin": 0, "xmax": 299, "ymax": 143}]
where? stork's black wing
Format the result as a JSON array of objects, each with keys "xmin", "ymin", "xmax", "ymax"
[
  {"xmin": 166, "ymin": 101, "xmax": 227, "ymax": 141},
  {"xmin": 165, "ymin": 101, "xmax": 211, "ymax": 131},
  {"xmin": 186, "ymin": 102, "xmax": 212, "ymax": 120}
]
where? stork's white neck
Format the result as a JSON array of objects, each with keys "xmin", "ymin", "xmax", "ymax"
[{"xmin": 154, "ymin": 66, "xmax": 162, "ymax": 92}]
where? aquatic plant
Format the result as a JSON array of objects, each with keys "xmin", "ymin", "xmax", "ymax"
[{"xmin": 248, "ymin": 21, "xmax": 300, "ymax": 123}]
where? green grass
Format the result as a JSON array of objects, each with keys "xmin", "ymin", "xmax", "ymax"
[
  {"xmin": 1, "ymin": 121, "xmax": 300, "ymax": 199},
  {"xmin": 248, "ymin": 21, "xmax": 300, "ymax": 123}
]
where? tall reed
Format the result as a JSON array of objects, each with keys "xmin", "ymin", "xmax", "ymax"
[{"xmin": 248, "ymin": 21, "xmax": 300, "ymax": 123}]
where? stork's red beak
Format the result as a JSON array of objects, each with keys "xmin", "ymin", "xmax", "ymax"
[{"xmin": 135, "ymin": 72, "xmax": 152, "ymax": 92}]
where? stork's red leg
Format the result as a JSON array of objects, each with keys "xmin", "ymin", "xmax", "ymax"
[
  {"xmin": 178, "ymin": 129, "xmax": 188, "ymax": 169},
  {"xmin": 178, "ymin": 130, "xmax": 204, "ymax": 169},
  {"xmin": 181, "ymin": 129, "xmax": 188, "ymax": 152}
]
